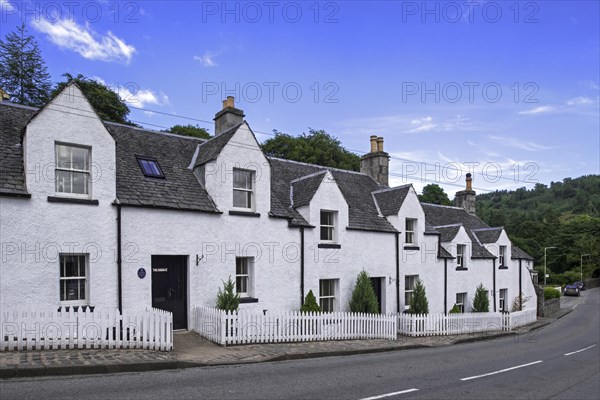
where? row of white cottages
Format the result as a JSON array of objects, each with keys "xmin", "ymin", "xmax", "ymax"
[{"xmin": 0, "ymin": 85, "xmax": 536, "ymax": 329}]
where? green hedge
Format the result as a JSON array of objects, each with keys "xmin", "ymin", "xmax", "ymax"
[{"xmin": 543, "ymin": 287, "xmax": 561, "ymax": 300}]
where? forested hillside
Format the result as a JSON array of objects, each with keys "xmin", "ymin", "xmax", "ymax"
[{"xmin": 476, "ymin": 175, "xmax": 600, "ymax": 284}]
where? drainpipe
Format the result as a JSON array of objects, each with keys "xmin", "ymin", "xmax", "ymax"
[
  {"xmin": 519, "ymin": 259, "xmax": 523, "ymax": 309},
  {"xmin": 444, "ymin": 259, "xmax": 448, "ymax": 315},
  {"xmin": 300, "ymin": 227, "xmax": 305, "ymax": 307},
  {"xmin": 492, "ymin": 258, "xmax": 496, "ymax": 312},
  {"xmin": 395, "ymin": 232, "xmax": 400, "ymax": 313},
  {"xmin": 116, "ymin": 201, "xmax": 123, "ymax": 313}
]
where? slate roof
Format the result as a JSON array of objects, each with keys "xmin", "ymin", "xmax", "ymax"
[
  {"xmin": 0, "ymin": 102, "xmax": 36, "ymax": 196},
  {"xmin": 291, "ymin": 171, "xmax": 327, "ymax": 208},
  {"xmin": 433, "ymin": 224, "xmax": 462, "ymax": 242},
  {"xmin": 268, "ymin": 158, "xmax": 397, "ymax": 232},
  {"xmin": 193, "ymin": 124, "xmax": 241, "ymax": 167},
  {"xmin": 511, "ymin": 245, "xmax": 535, "ymax": 261},
  {"xmin": 372, "ymin": 185, "xmax": 411, "ymax": 216},
  {"xmin": 472, "ymin": 227, "xmax": 504, "ymax": 244},
  {"xmin": 421, "ymin": 203, "xmax": 495, "ymax": 259},
  {"xmin": 106, "ymin": 123, "xmax": 219, "ymax": 212},
  {"xmin": 438, "ymin": 245, "xmax": 454, "ymax": 259}
]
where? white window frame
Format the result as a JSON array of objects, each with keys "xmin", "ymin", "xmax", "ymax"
[
  {"xmin": 319, "ymin": 279, "xmax": 337, "ymax": 312},
  {"xmin": 232, "ymin": 168, "xmax": 254, "ymax": 210},
  {"xmin": 55, "ymin": 143, "xmax": 91, "ymax": 198},
  {"xmin": 457, "ymin": 244, "xmax": 466, "ymax": 268},
  {"xmin": 320, "ymin": 210, "xmax": 337, "ymax": 243},
  {"xmin": 404, "ymin": 275, "xmax": 419, "ymax": 311},
  {"xmin": 235, "ymin": 257, "xmax": 253, "ymax": 297},
  {"xmin": 405, "ymin": 218, "xmax": 417, "ymax": 244},
  {"xmin": 499, "ymin": 288, "xmax": 508, "ymax": 312},
  {"xmin": 59, "ymin": 254, "xmax": 89, "ymax": 305},
  {"xmin": 499, "ymin": 245, "xmax": 506, "ymax": 266},
  {"xmin": 456, "ymin": 292, "xmax": 467, "ymax": 313}
]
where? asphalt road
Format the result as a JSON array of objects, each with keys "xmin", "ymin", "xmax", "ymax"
[{"xmin": 1, "ymin": 289, "xmax": 598, "ymax": 400}]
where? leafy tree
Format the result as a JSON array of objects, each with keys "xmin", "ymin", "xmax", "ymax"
[
  {"xmin": 511, "ymin": 293, "xmax": 529, "ymax": 312},
  {"xmin": 349, "ymin": 271, "xmax": 379, "ymax": 314},
  {"xmin": 301, "ymin": 290, "xmax": 321, "ymax": 312},
  {"xmin": 419, "ymin": 184, "xmax": 452, "ymax": 205},
  {"xmin": 261, "ymin": 129, "xmax": 361, "ymax": 171},
  {"xmin": 409, "ymin": 279, "xmax": 429, "ymax": 314},
  {"xmin": 216, "ymin": 277, "xmax": 240, "ymax": 312},
  {"xmin": 165, "ymin": 124, "xmax": 211, "ymax": 139},
  {"xmin": 472, "ymin": 283, "xmax": 490, "ymax": 312},
  {"xmin": 449, "ymin": 304, "xmax": 462, "ymax": 314},
  {"xmin": 0, "ymin": 23, "xmax": 51, "ymax": 106},
  {"xmin": 51, "ymin": 73, "xmax": 132, "ymax": 124}
]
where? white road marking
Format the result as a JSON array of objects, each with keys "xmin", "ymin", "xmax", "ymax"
[
  {"xmin": 564, "ymin": 344, "xmax": 597, "ymax": 356},
  {"xmin": 460, "ymin": 360, "xmax": 543, "ymax": 381},
  {"xmin": 358, "ymin": 388, "xmax": 419, "ymax": 400}
]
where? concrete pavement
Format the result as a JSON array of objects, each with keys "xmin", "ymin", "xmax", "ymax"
[{"xmin": 0, "ymin": 301, "xmax": 575, "ymax": 379}]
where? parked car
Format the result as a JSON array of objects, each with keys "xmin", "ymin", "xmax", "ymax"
[
  {"xmin": 564, "ymin": 284, "xmax": 580, "ymax": 297},
  {"xmin": 574, "ymin": 281, "xmax": 586, "ymax": 291}
]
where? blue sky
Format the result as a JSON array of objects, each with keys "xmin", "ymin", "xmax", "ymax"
[{"xmin": 1, "ymin": 0, "xmax": 598, "ymax": 194}]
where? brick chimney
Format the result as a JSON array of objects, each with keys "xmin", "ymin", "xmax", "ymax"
[
  {"xmin": 360, "ymin": 135, "xmax": 389, "ymax": 186},
  {"xmin": 214, "ymin": 96, "xmax": 245, "ymax": 136},
  {"xmin": 455, "ymin": 173, "xmax": 476, "ymax": 214}
]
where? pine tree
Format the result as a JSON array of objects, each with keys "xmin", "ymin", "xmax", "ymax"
[
  {"xmin": 215, "ymin": 277, "xmax": 240, "ymax": 312},
  {"xmin": 472, "ymin": 283, "xmax": 490, "ymax": 312},
  {"xmin": 0, "ymin": 24, "xmax": 51, "ymax": 107},
  {"xmin": 349, "ymin": 271, "xmax": 379, "ymax": 314},
  {"xmin": 410, "ymin": 279, "xmax": 429, "ymax": 314},
  {"xmin": 301, "ymin": 290, "xmax": 321, "ymax": 312}
]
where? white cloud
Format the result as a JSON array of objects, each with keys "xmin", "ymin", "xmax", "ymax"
[
  {"xmin": 194, "ymin": 51, "xmax": 219, "ymax": 67},
  {"xmin": 488, "ymin": 135, "xmax": 552, "ymax": 151},
  {"xmin": 31, "ymin": 19, "xmax": 135, "ymax": 63},
  {"xmin": 566, "ymin": 96, "xmax": 593, "ymax": 106},
  {"xmin": 0, "ymin": 0, "xmax": 14, "ymax": 12},
  {"xmin": 517, "ymin": 106, "xmax": 556, "ymax": 115},
  {"xmin": 91, "ymin": 77, "xmax": 169, "ymax": 108}
]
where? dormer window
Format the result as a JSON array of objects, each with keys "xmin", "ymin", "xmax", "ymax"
[
  {"xmin": 233, "ymin": 168, "xmax": 254, "ymax": 209},
  {"xmin": 499, "ymin": 245, "xmax": 506, "ymax": 266},
  {"xmin": 55, "ymin": 143, "xmax": 90, "ymax": 197},
  {"xmin": 320, "ymin": 210, "xmax": 337, "ymax": 242},
  {"xmin": 405, "ymin": 218, "xmax": 417, "ymax": 244},
  {"xmin": 137, "ymin": 156, "xmax": 164, "ymax": 178},
  {"xmin": 457, "ymin": 244, "xmax": 466, "ymax": 268}
]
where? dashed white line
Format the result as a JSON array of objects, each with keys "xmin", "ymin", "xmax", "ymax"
[
  {"xmin": 460, "ymin": 360, "xmax": 543, "ymax": 381},
  {"xmin": 358, "ymin": 388, "xmax": 419, "ymax": 400},
  {"xmin": 564, "ymin": 344, "xmax": 597, "ymax": 356}
]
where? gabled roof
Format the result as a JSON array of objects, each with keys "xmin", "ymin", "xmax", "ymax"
[
  {"xmin": 269, "ymin": 158, "xmax": 397, "ymax": 232},
  {"xmin": 0, "ymin": 102, "xmax": 36, "ymax": 196},
  {"xmin": 433, "ymin": 224, "xmax": 462, "ymax": 242},
  {"xmin": 421, "ymin": 203, "xmax": 495, "ymax": 259},
  {"xmin": 372, "ymin": 185, "xmax": 411, "ymax": 216},
  {"xmin": 291, "ymin": 170, "xmax": 328, "ymax": 208},
  {"xmin": 107, "ymin": 122, "xmax": 219, "ymax": 212},
  {"xmin": 511, "ymin": 245, "xmax": 535, "ymax": 261},
  {"xmin": 193, "ymin": 123, "xmax": 242, "ymax": 167},
  {"xmin": 438, "ymin": 245, "xmax": 455, "ymax": 259},
  {"xmin": 472, "ymin": 227, "xmax": 504, "ymax": 244}
]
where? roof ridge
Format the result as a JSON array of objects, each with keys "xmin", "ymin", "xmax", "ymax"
[
  {"xmin": 433, "ymin": 223, "xmax": 463, "ymax": 229},
  {"xmin": 421, "ymin": 202, "xmax": 464, "ymax": 210},
  {"xmin": 268, "ymin": 156, "xmax": 367, "ymax": 176},
  {"xmin": 105, "ymin": 121, "xmax": 207, "ymax": 141},
  {"xmin": 196, "ymin": 122, "xmax": 243, "ymax": 148},
  {"xmin": 371, "ymin": 183, "xmax": 412, "ymax": 195},
  {"xmin": 472, "ymin": 226, "xmax": 504, "ymax": 231},
  {"xmin": 0, "ymin": 101, "xmax": 39, "ymax": 111},
  {"xmin": 290, "ymin": 169, "xmax": 328, "ymax": 184}
]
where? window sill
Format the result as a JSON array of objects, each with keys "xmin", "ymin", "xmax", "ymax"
[
  {"xmin": 455, "ymin": 267, "xmax": 468, "ymax": 271},
  {"xmin": 239, "ymin": 297, "xmax": 259, "ymax": 304},
  {"xmin": 318, "ymin": 243, "xmax": 341, "ymax": 249},
  {"xmin": 499, "ymin": 266, "xmax": 509, "ymax": 270},
  {"xmin": 404, "ymin": 246, "xmax": 420, "ymax": 250},
  {"xmin": 229, "ymin": 210, "xmax": 261, "ymax": 217},
  {"xmin": 48, "ymin": 196, "xmax": 99, "ymax": 205}
]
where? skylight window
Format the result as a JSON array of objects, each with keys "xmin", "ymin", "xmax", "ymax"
[{"xmin": 137, "ymin": 157, "xmax": 165, "ymax": 178}]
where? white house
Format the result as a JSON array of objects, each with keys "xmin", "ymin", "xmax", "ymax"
[{"xmin": 0, "ymin": 85, "xmax": 536, "ymax": 330}]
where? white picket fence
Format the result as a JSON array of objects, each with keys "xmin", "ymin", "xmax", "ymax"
[
  {"xmin": 192, "ymin": 306, "xmax": 397, "ymax": 345},
  {"xmin": 398, "ymin": 309, "xmax": 537, "ymax": 337},
  {"xmin": 0, "ymin": 306, "xmax": 173, "ymax": 351}
]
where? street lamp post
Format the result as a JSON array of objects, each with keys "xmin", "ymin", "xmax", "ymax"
[
  {"xmin": 580, "ymin": 254, "xmax": 590, "ymax": 282},
  {"xmin": 544, "ymin": 246, "xmax": 557, "ymax": 286}
]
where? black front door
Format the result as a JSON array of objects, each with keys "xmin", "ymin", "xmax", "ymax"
[
  {"xmin": 152, "ymin": 255, "xmax": 187, "ymax": 330},
  {"xmin": 370, "ymin": 277, "xmax": 383, "ymax": 314}
]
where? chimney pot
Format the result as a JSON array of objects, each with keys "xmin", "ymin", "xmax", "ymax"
[
  {"xmin": 214, "ymin": 97, "xmax": 244, "ymax": 136},
  {"xmin": 370, "ymin": 135, "xmax": 377, "ymax": 152},
  {"xmin": 466, "ymin": 173, "xmax": 473, "ymax": 191},
  {"xmin": 377, "ymin": 137, "xmax": 384, "ymax": 152}
]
